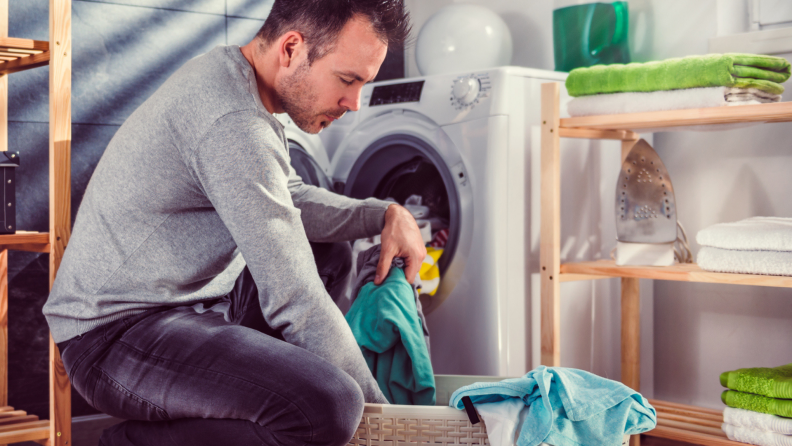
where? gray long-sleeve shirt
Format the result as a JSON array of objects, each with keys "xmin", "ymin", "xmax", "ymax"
[{"xmin": 43, "ymin": 45, "xmax": 391, "ymax": 402}]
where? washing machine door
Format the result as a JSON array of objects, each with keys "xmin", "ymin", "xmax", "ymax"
[{"xmin": 331, "ymin": 110, "xmax": 473, "ymax": 314}]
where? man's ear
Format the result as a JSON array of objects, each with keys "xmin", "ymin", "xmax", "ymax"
[{"xmin": 278, "ymin": 31, "xmax": 304, "ymax": 68}]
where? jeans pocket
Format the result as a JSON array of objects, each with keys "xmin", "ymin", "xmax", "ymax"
[{"xmin": 91, "ymin": 369, "xmax": 169, "ymax": 421}]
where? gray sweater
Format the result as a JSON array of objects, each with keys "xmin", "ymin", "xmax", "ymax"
[{"xmin": 43, "ymin": 45, "xmax": 391, "ymax": 403}]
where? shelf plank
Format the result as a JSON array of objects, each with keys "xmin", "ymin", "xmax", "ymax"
[
  {"xmin": 560, "ymin": 260, "xmax": 792, "ymax": 288},
  {"xmin": 0, "ymin": 232, "xmax": 50, "ymax": 253},
  {"xmin": 646, "ymin": 426, "xmax": 744, "ymax": 446},
  {"xmin": 560, "ymin": 101, "xmax": 792, "ymax": 132},
  {"xmin": 0, "ymin": 426, "xmax": 49, "ymax": 444},
  {"xmin": 0, "ymin": 37, "xmax": 49, "ymax": 75}
]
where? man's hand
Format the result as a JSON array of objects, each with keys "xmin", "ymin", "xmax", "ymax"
[{"xmin": 376, "ymin": 204, "xmax": 427, "ymax": 285}]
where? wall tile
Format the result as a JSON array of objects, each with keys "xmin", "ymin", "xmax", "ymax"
[
  {"xmin": 7, "ymin": 122, "xmax": 49, "ymax": 233},
  {"xmin": 226, "ymin": 16, "xmax": 264, "ymax": 46},
  {"xmin": 10, "ymin": 1, "xmax": 226, "ymax": 125},
  {"xmin": 76, "ymin": 0, "xmax": 224, "ymax": 15},
  {"xmin": 227, "ymin": 0, "xmax": 272, "ymax": 20}
]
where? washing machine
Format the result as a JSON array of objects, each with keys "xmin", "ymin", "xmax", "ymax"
[{"xmin": 320, "ymin": 67, "xmax": 569, "ymax": 377}]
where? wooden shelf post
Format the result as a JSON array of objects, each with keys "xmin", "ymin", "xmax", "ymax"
[
  {"xmin": 540, "ymin": 82, "xmax": 562, "ymax": 367},
  {"xmin": 0, "ymin": 0, "xmax": 8, "ymax": 412},
  {"xmin": 49, "ymin": 0, "xmax": 71, "ymax": 444}
]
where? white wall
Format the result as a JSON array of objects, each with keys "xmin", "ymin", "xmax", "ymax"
[{"xmin": 406, "ymin": 0, "xmax": 792, "ymax": 410}]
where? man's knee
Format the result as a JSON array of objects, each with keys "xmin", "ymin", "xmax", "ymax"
[{"xmin": 302, "ymin": 364, "xmax": 364, "ymax": 445}]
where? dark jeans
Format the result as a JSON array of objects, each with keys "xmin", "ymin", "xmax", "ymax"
[{"xmin": 58, "ymin": 242, "xmax": 358, "ymax": 446}]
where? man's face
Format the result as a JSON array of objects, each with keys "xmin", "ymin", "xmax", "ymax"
[{"xmin": 275, "ymin": 16, "xmax": 388, "ymax": 134}]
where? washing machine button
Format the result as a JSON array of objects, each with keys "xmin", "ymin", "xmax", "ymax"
[{"xmin": 452, "ymin": 77, "xmax": 481, "ymax": 106}]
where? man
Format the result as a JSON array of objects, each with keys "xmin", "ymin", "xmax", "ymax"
[{"xmin": 42, "ymin": 1, "xmax": 422, "ymax": 445}]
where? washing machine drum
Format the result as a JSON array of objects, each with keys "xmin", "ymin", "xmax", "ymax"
[
  {"xmin": 342, "ymin": 135, "xmax": 460, "ymax": 276},
  {"xmin": 289, "ymin": 141, "xmax": 333, "ymax": 191}
]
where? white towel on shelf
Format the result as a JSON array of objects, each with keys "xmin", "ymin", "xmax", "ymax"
[
  {"xmin": 568, "ymin": 87, "xmax": 780, "ymax": 117},
  {"xmin": 724, "ymin": 407, "xmax": 792, "ymax": 435},
  {"xmin": 697, "ymin": 246, "xmax": 792, "ymax": 276},
  {"xmin": 696, "ymin": 217, "xmax": 792, "ymax": 252},
  {"xmin": 722, "ymin": 423, "xmax": 792, "ymax": 446}
]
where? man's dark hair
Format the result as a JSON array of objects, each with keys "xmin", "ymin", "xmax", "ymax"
[{"xmin": 256, "ymin": 0, "xmax": 411, "ymax": 64}]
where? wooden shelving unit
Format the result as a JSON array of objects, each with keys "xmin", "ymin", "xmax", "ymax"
[
  {"xmin": 540, "ymin": 82, "xmax": 792, "ymax": 446},
  {"xmin": 0, "ymin": 0, "xmax": 72, "ymax": 445}
]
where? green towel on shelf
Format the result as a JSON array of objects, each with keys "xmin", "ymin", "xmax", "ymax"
[
  {"xmin": 345, "ymin": 267, "xmax": 436, "ymax": 405},
  {"xmin": 722, "ymin": 390, "xmax": 792, "ymax": 418},
  {"xmin": 720, "ymin": 363, "xmax": 792, "ymax": 399},
  {"xmin": 566, "ymin": 53, "xmax": 792, "ymax": 97}
]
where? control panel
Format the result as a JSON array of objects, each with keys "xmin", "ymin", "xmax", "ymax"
[
  {"xmin": 369, "ymin": 81, "xmax": 425, "ymax": 106},
  {"xmin": 449, "ymin": 73, "xmax": 492, "ymax": 110}
]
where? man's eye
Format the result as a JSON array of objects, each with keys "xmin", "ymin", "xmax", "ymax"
[{"xmin": 340, "ymin": 78, "xmax": 354, "ymax": 85}]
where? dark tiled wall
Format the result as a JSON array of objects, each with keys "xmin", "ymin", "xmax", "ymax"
[{"xmin": 8, "ymin": 0, "xmax": 404, "ymax": 422}]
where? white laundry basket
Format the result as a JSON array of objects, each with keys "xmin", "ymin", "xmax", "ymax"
[{"xmin": 348, "ymin": 375, "xmax": 632, "ymax": 445}]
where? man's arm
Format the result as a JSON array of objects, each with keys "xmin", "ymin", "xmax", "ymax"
[
  {"xmin": 287, "ymin": 167, "xmax": 391, "ymax": 242},
  {"xmin": 288, "ymin": 170, "xmax": 427, "ymax": 285},
  {"xmin": 189, "ymin": 111, "xmax": 387, "ymax": 403}
]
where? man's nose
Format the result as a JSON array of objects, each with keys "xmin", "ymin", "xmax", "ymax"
[{"xmin": 340, "ymin": 89, "xmax": 362, "ymax": 112}]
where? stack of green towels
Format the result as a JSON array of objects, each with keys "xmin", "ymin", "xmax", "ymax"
[
  {"xmin": 720, "ymin": 363, "xmax": 792, "ymax": 445},
  {"xmin": 565, "ymin": 53, "xmax": 792, "ymax": 117}
]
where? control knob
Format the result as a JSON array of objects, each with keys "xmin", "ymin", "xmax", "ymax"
[{"xmin": 452, "ymin": 77, "xmax": 481, "ymax": 106}]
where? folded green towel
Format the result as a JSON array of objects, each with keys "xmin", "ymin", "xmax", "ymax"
[
  {"xmin": 722, "ymin": 390, "xmax": 792, "ymax": 418},
  {"xmin": 720, "ymin": 363, "xmax": 792, "ymax": 399},
  {"xmin": 566, "ymin": 53, "xmax": 791, "ymax": 97}
]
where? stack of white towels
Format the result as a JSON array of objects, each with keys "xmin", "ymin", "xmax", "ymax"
[
  {"xmin": 723, "ymin": 407, "xmax": 792, "ymax": 446},
  {"xmin": 696, "ymin": 217, "xmax": 792, "ymax": 276},
  {"xmin": 568, "ymin": 86, "xmax": 780, "ymax": 117}
]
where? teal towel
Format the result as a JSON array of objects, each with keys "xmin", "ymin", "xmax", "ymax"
[
  {"xmin": 566, "ymin": 53, "xmax": 792, "ymax": 97},
  {"xmin": 722, "ymin": 390, "xmax": 792, "ymax": 418},
  {"xmin": 450, "ymin": 366, "xmax": 657, "ymax": 446},
  {"xmin": 720, "ymin": 363, "xmax": 792, "ymax": 399},
  {"xmin": 345, "ymin": 267, "xmax": 436, "ymax": 405}
]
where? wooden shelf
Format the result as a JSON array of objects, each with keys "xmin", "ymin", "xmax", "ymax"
[
  {"xmin": 644, "ymin": 399, "xmax": 744, "ymax": 446},
  {"xmin": 560, "ymin": 101, "xmax": 792, "ymax": 132},
  {"xmin": 0, "ymin": 406, "xmax": 49, "ymax": 443},
  {"xmin": 0, "ymin": 232, "xmax": 50, "ymax": 253},
  {"xmin": 0, "ymin": 37, "xmax": 50, "ymax": 75},
  {"xmin": 560, "ymin": 260, "xmax": 792, "ymax": 288}
]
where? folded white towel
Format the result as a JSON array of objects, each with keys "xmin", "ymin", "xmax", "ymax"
[
  {"xmin": 724, "ymin": 407, "xmax": 792, "ymax": 435},
  {"xmin": 698, "ymin": 246, "xmax": 792, "ymax": 276},
  {"xmin": 568, "ymin": 87, "xmax": 780, "ymax": 117},
  {"xmin": 697, "ymin": 217, "xmax": 792, "ymax": 252},
  {"xmin": 722, "ymin": 423, "xmax": 792, "ymax": 446}
]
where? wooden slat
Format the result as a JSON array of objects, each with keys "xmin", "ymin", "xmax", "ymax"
[
  {"xmin": 656, "ymin": 418, "xmax": 727, "ymax": 437},
  {"xmin": 645, "ymin": 425, "xmax": 744, "ymax": 446},
  {"xmin": 649, "ymin": 399, "xmax": 723, "ymax": 420},
  {"xmin": 559, "ymin": 127, "xmax": 640, "ymax": 141},
  {"xmin": 0, "ymin": 426, "xmax": 49, "ymax": 444},
  {"xmin": 540, "ymin": 82, "xmax": 561, "ymax": 367},
  {"xmin": 0, "ymin": 410, "xmax": 27, "ymax": 419},
  {"xmin": 0, "ymin": 415, "xmax": 37, "ymax": 426},
  {"xmin": 560, "ymin": 260, "xmax": 792, "ymax": 288},
  {"xmin": 0, "ymin": 407, "xmax": 11, "ymax": 413},
  {"xmin": 0, "ymin": 420, "xmax": 48, "ymax": 433},
  {"xmin": 560, "ymin": 101, "xmax": 792, "ymax": 132},
  {"xmin": 560, "ymin": 273, "xmax": 611, "ymax": 282},
  {"xmin": 0, "ymin": 52, "xmax": 49, "ymax": 75},
  {"xmin": 658, "ymin": 412, "xmax": 723, "ymax": 429},
  {"xmin": 0, "ymin": 37, "xmax": 49, "ymax": 52}
]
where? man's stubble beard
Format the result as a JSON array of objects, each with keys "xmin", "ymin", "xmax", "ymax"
[{"xmin": 276, "ymin": 60, "xmax": 345, "ymax": 134}]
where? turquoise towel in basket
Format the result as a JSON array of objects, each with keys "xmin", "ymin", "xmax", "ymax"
[{"xmin": 450, "ymin": 366, "xmax": 656, "ymax": 446}]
